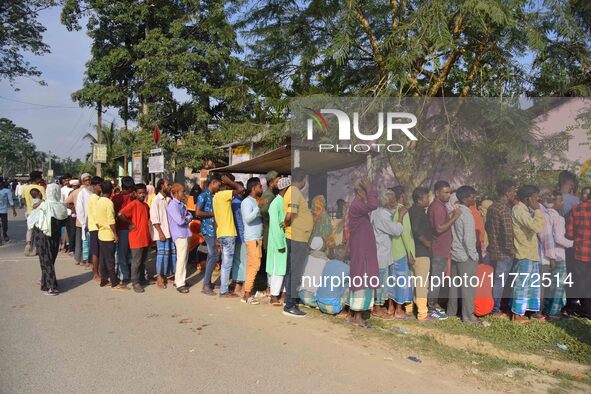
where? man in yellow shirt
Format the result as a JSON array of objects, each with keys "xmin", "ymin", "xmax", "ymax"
[
  {"xmin": 283, "ymin": 168, "xmax": 313, "ymax": 317},
  {"xmin": 23, "ymin": 171, "xmax": 46, "ymax": 256},
  {"xmin": 87, "ymin": 176, "xmax": 103, "ymax": 280},
  {"xmin": 95, "ymin": 180, "xmax": 128, "ymax": 291},
  {"xmin": 511, "ymin": 185, "xmax": 545, "ymax": 323},
  {"xmin": 212, "ymin": 174, "xmax": 245, "ymax": 297}
]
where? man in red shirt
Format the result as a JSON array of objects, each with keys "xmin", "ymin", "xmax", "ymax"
[
  {"xmin": 118, "ymin": 183, "xmax": 152, "ymax": 293},
  {"xmin": 566, "ymin": 193, "xmax": 591, "ymax": 319},
  {"xmin": 427, "ymin": 180, "xmax": 462, "ymax": 320},
  {"xmin": 112, "ymin": 176, "xmax": 135, "ymax": 283}
]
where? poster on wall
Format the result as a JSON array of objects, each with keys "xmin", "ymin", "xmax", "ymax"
[
  {"xmin": 92, "ymin": 143, "xmax": 107, "ymax": 163},
  {"xmin": 230, "ymin": 145, "xmax": 252, "ymax": 185},
  {"xmin": 132, "ymin": 150, "xmax": 143, "ymax": 183}
]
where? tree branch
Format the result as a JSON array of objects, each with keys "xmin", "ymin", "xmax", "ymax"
[
  {"xmin": 460, "ymin": 42, "xmax": 488, "ymax": 97},
  {"xmin": 353, "ymin": 5, "xmax": 388, "ymax": 83}
]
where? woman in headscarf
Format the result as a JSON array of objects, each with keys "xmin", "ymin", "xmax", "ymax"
[
  {"xmin": 311, "ymin": 195, "xmax": 335, "ymax": 252},
  {"xmin": 146, "ymin": 184, "xmax": 156, "ymax": 207},
  {"xmin": 28, "ymin": 183, "xmax": 68, "ymax": 295},
  {"xmin": 347, "ymin": 177, "xmax": 379, "ymax": 327}
]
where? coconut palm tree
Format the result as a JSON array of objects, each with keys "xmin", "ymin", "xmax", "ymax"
[{"xmin": 83, "ymin": 121, "xmax": 119, "ymax": 177}]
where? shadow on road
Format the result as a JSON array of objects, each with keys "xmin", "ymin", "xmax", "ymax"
[
  {"xmin": 57, "ymin": 270, "xmax": 94, "ymax": 293},
  {"xmin": 185, "ymin": 264, "xmax": 205, "ymax": 288}
]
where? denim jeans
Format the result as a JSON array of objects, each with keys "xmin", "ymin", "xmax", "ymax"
[
  {"xmin": 203, "ymin": 235, "xmax": 218, "ymax": 289},
  {"xmin": 492, "ymin": 257, "xmax": 514, "ymax": 314},
  {"xmin": 219, "ymin": 236, "xmax": 236, "ymax": 294},
  {"xmin": 428, "ymin": 256, "xmax": 448, "ymax": 310},
  {"xmin": 115, "ymin": 229, "xmax": 131, "ymax": 281},
  {"xmin": 231, "ymin": 241, "xmax": 247, "ymax": 283}
]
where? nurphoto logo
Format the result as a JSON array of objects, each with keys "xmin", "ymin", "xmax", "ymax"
[{"xmin": 305, "ymin": 108, "xmax": 418, "ymax": 153}]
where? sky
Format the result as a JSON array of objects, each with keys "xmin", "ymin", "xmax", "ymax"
[{"xmin": 0, "ymin": 7, "xmax": 119, "ymax": 160}]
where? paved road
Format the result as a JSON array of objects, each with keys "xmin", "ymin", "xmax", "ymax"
[{"xmin": 0, "ymin": 209, "xmax": 487, "ymax": 393}]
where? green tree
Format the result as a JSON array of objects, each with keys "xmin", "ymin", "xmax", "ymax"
[
  {"xmin": 82, "ymin": 121, "xmax": 120, "ymax": 177},
  {"xmin": 238, "ymin": 0, "xmax": 591, "ymax": 189},
  {"xmin": 62, "ymin": 0, "xmax": 250, "ymax": 141},
  {"xmin": 0, "ymin": 0, "xmax": 55, "ymax": 85},
  {"xmin": 0, "ymin": 118, "xmax": 44, "ymax": 175}
]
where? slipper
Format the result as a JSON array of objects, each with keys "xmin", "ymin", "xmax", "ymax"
[{"xmin": 177, "ymin": 286, "xmax": 190, "ymax": 294}]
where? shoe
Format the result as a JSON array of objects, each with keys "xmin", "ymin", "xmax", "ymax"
[
  {"xmin": 282, "ymin": 306, "xmax": 306, "ymax": 318},
  {"xmin": 434, "ymin": 306, "xmax": 446, "ymax": 314},
  {"xmin": 133, "ymin": 284, "xmax": 144, "ymax": 293},
  {"xmin": 429, "ymin": 310, "xmax": 448, "ymax": 320},
  {"xmin": 44, "ymin": 290, "xmax": 59, "ymax": 296},
  {"xmin": 201, "ymin": 288, "xmax": 216, "ymax": 296},
  {"xmin": 112, "ymin": 284, "xmax": 129, "ymax": 291},
  {"xmin": 466, "ymin": 317, "xmax": 483, "ymax": 325},
  {"xmin": 219, "ymin": 292, "xmax": 239, "ymax": 298}
]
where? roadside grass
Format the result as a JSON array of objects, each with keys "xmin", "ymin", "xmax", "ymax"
[
  {"xmin": 307, "ymin": 308, "xmax": 591, "ymax": 391},
  {"xmin": 391, "ymin": 315, "xmax": 591, "ymax": 365}
]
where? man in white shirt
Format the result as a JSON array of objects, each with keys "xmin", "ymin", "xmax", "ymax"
[
  {"xmin": 15, "ymin": 182, "xmax": 23, "ymax": 209},
  {"xmin": 60, "ymin": 174, "xmax": 73, "ymax": 252},
  {"xmin": 150, "ymin": 179, "xmax": 175, "ymax": 288}
]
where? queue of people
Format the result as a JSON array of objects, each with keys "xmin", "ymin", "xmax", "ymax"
[{"xmin": 15, "ymin": 167, "xmax": 591, "ymax": 326}]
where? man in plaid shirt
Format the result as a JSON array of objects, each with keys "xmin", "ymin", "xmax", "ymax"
[
  {"xmin": 485, "ymin": 180, "xmax": 517, "ymax": 317},
  {"xmin": 566, "ymin": 193, "xmax": 591, "ymax": 319}
]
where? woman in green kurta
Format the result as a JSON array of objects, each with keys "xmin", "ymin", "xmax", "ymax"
[{"xmin": 266, "ymin": 181, "xmax": 289, "ymax": 306}]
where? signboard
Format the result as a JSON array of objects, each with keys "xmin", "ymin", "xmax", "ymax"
[
  {"xmin": 148, "ymin": 155, "xmax": 164, "ymax": 174},
  {"xmin": 132, "ymin": 150, "xmax": 143, "ymax": 183},
  {"xmin": 92, "ymin": 143, "xmax": 107, "ymax": 163},
  {"xmin": 150, "ymin": 148, "xmax": 162, "ymax": 154}
]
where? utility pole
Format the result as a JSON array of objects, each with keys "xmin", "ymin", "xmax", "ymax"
[
  {"xmin": 47, "ymin": 150, "xmax": 53, "ymax": 183},
  {"xmin": 96, "ymin": 102, "xmax": 102, "ymax": 176}
]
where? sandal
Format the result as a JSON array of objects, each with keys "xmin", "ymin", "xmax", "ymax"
[{"xmin": 177, "ymin": 286, "xmax": 190, "ymax": 294}]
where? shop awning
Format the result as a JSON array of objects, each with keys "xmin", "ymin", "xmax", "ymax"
[{"xmin": 210, "ymin": 145, "xmax": 370, "ymax": 175}]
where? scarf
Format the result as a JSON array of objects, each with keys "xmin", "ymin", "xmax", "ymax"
[
  {"xmin": 27, "ymin": 183, "xmax": 68, "ymax": 236},
  {"xmin": 311, "ymin": 195, "xmax": 336, "ymax": 250}
]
